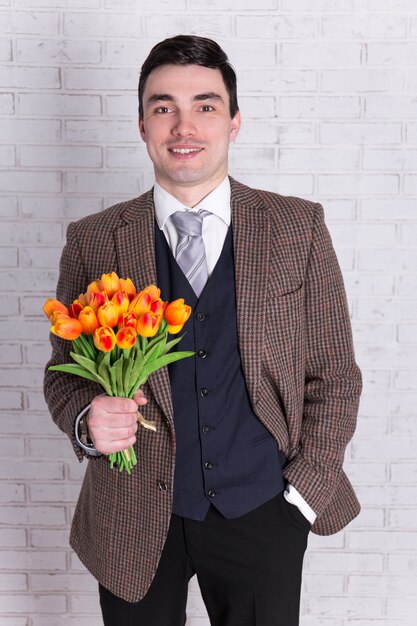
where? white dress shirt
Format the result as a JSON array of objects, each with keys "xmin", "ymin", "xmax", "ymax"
[{"xmin": 153, "ymin": 177, "xmax": 317, "ymax": 526}]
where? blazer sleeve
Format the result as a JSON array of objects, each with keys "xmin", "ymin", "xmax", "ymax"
[
  {"xmin": 43, "ymin": 222, "xmax": 102, "ymax": 461},
  {"xmin": 282, "ymin": 203, "xmax": 362, "ymax": 517}
]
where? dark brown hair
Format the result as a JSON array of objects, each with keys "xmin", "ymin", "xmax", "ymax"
[{"xmin": 138, "ymin": 35, "xmax": 239, "ymax": 119}]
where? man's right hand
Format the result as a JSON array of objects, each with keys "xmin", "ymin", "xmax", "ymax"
[{"xmin": 86, "ymin": 391, "xmax": 147, "ymax": 455}]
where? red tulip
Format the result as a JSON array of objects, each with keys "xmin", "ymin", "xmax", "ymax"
[
  {"xmin": 136, "ymin": 312, "xmax": 162, "ymax": 337},
  {"xmin": 116, "ymin": 326, "xmax": 137, "ymax": 349},
  {"xmin": 94, "ymin": 326, "xmax": 117, "ymax": 352}
]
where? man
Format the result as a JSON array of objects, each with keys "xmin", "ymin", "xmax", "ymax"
[{"xmin": 44, "ymin": 35, "xmax": 362, "ymax": 626}]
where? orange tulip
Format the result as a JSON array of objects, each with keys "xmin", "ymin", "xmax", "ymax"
[
  {"xmin": 88, "ymin": 290, "xmax": 108, "ymax": 313},
  {"xmin": 150, "ymin": 298, "xmax": 166, "ymax": 316},
  {"xmin": 86, "ymin": 279, "xmax": 101, "ymax": 296},
  {"xmin": 78, "ymin": 306, "xmax": 100, "ymax": 335},
  {"xmin": 100, "ymin": 272, "xmax": 120, "ymax": 299},
  {"xmin": 136, "ymin": 312, "xmax": 162, "ymax": 337},
  {"xmin": 116, "ymin": 326, "xmax": 137, "ymax": 349},
  {"xmin": 68, "ymin": 300, "xmax": 84, "ymax": 319},
  {"xmin": 77, "ymin": 292, "xmax": 88, "ymax": 307},
  {"xmin": 143, "ymin": 284, "xmax": 161, "ymax": 301},
  {"xmin": 112, "ymin": 291, "xmax": 130, "ymax": 315},
  {"xmin": 43, "ymin": 298, "xmax": 68, "ymax": 321},
  {"xmin": 119, "ymin": 278, "xmax": 136, "ymax": 300},
  {"xmin": 94, "ymin": 326, "xmax": 117, "ymax": 352},
  {"xmin": 129, "ymin": 290, "xmax": 152, "ymax": 316},
  {"xmin": 50, "ymin": 315, "xmax": 83, "ymax": 340},
  {"xmin": 118, "ymin": 312, "xmax": 137, "ymax": 329},
  {"xmin": 164, "ymin": 299, "xmax": 191, "ymax": 326},
  {"xmin": 97, "ymin": 301, "xmax": 119, "ymax": 328}
]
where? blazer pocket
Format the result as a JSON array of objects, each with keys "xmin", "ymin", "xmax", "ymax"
[{"xmin": 270, "ymin": 281, "xmax": 303, "ymax": 299}]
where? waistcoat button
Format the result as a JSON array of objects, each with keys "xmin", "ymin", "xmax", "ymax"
[
  {"xmin": 200, "ymin": 387, "xmax": 209, "ymax": 397},
  {"xmin": 204, "ymin": 461, "xmax": 213, "ymax": 470},
  {"xmin": 197, "ymin": 349, "xmax": 207, "ymax": 358},
  {"xmin": 202, "ymin": 425, "xmax": 211, "ymax": 434},
  {"xmin": 196, "ymin": 312, "xmax": 206, "ymax": 321},
  {"xmin": 207, "ymin": 489, "xmax": 216, "ymax": 498}
]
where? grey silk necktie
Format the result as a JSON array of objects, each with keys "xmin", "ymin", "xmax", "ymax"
[{"xmin": 170, "ymin": 209, "xmax": 212, "ymax": 297}]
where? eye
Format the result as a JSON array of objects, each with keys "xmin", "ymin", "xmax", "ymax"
[
  {"xmin": 155, "ymin": 106, "xmax": 172, "ymax": 114},
  {"xmin": 200, "ymin": 105, "xmax": 214, "ymax": 112}
]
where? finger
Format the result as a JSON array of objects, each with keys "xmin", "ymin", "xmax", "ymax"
[
  {"xmin": 133, "ymin": 391, "xmax": 148, "ymax": 406},
  {"xmin": 95, "ymin": 435, "xmax": 137, "ymax": 456},
  {"xmin": 93, "ymin": 396, "xmax": 138, "ymax": 414}
]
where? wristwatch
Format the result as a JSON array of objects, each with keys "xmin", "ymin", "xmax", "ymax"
[{"xmin": 74, "ymin": 404, "xmax": 102, "ymax": 457}]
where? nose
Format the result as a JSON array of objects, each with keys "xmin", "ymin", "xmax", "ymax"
[{"xmin": 171, "ymin": 111, "xmax": 196, "ymax": 137}]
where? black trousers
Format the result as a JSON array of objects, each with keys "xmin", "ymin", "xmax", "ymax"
[{"xmin": 99, "ymin": 492, "xmax": 310, "ymax": 626}]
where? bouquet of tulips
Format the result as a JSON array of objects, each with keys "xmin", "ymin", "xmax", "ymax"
[{"xmin": 43, "ymin": 272, "xmax": 193, "ymax": 473}]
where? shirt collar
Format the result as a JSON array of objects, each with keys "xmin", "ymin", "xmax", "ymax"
[{"xmin": 153, "ymin": 176, "xmax": 231, "ymax": 230}]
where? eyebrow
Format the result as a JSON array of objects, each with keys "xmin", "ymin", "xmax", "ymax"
[{"xmin": 146, "ymin": 92, "xmax": 225, "ymax": 106}]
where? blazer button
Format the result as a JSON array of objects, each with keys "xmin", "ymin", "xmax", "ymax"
[
  {"xmin": 202, "ymin": 425, "xmax": 211, "ymax": 434},
  {"xmin": 204, "ymin": 461, "xmax": 214, "ymax": 470},
  {"xmin": 196, "ymin": 312, "xmax": 206, "ymax": 321},
  {"xmin": 197, "ymin": 349, "xmax": 207, "ymax": 358},
  {"xmin": 157, "ymin": 480, "xmax": 167, "ymax": 492},
  {"xmin": 207, "ymin": 489, "xmax": 216, "ymax": 498}
]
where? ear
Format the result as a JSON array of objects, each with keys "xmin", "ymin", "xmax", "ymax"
[
  {"xmin": 229, "ymin": 110, "xmax": 241, "ymax": 143},
  {"xmin": 138, "ymin": 115, "xmax": 146, "ymax": 142}
]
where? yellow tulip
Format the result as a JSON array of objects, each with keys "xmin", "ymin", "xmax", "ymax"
[
  {"xmin": 97, "ymin": 301, "xmax": 119, "ymax": 328},
  {"xmin": 50, "ymin": 315, "xmax": 83, "ymax": 340},
  {"xmin": 129, "ymin": 290, "xmax": 152, "ymax": 316},
  {"xmin": 43, "ymin": 298, "xmax": 68, "ymax": 321},
  {"xmin": 100, "ymin": 272, "xmax": 120, "ymax": 299},
  {"xmin": 136, "ymin": 312, "xmax": 162, "ymax": 337},
  {"xmin": 78, "ymin": 306, "xmax": 100, "ymax": 335},
  {"xmin": 116, "ymin": 326, "xmax": 137, "ymax": 349},
  {"xmin": 112, "ymin": 290, "xmax": 130, "ymax": 315},
  {"xmin": 93, "ymin": 326, "xmax": 117, "ymax": 352}
]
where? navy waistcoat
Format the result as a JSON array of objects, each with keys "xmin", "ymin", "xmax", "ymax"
[{"xmin": 155, "ymin": 223, "xmax": 285, "ymax": 520}]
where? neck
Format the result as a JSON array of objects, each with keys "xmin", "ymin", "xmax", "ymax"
[{"xmin": 155, "ymin": 176, "xmax": 227, "ymax": 208}]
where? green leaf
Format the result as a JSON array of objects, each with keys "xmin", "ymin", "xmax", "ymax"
[
  {"xmin": 75, "ymin": 333, "xmax": 96, "ymax": 360},
  {"xmin": 128, "ymin": 349, "xmax": 144, "ymax": 392},
  {"xmin": 98, "ymin": 351, "xmax": 111, "ymax": 387},
  {"xmin": 70, "ymin": 352, "xmax": 98, "ymax": 375},
  {"xmin": 162, "ymin": 335, "xmax": 184, "ymax": 355},
  {"xmin": 109, "ymin": 364, "xmax": 118, "ymax": 396},
  {"xmin": 48, "ymin": 364, "xmax": 112, "ymax": 394},
  {"xmin": 144, "ymin": 332, "xmax": 165, "ymax": 355},
  {"xmin": 123, "ymin": 357, "xmax": 134, "ymax": 396},
  {"xmin": 111, "ymin": 356, "xmax": 124, "ymax": 397}
]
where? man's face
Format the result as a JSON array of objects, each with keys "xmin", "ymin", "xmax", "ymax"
[{"xmin": 139, "ymin": 64, "xmax": 240, "ymax": 198}]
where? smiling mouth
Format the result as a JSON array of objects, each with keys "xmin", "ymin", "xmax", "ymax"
[{"xmin": 169, "ymin": 147, "xmax": 204, "ymax": 154}]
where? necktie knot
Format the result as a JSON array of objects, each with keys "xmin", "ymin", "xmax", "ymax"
[{"xmin": 170, "ymin": 209, "xmax": 211, "ymax": 237}]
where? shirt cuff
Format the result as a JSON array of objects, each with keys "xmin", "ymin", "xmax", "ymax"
[
  {"xmin": 74, "ymin": 403, "xmax": 102, "ymax": 458},
  {"xmin": 284, "ymin": 483, "xmax": 317, "ymax": 524}
]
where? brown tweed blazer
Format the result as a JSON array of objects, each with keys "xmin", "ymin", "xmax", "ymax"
[{"xmin": 44, "ymin": 177, "xmax": 362, "ymax": 602}]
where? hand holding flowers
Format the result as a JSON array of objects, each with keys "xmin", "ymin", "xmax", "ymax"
[{"xmin": 43, "ymin": 272, "xmax": 193, "ymax": 473}]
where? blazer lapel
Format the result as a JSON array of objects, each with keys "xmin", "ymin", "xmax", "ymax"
[
  {"xmin": 230, "ymin": 178, "xmax": 270, "ymax": 409},
  {"xmin": 114, "ymin": 190, "xmax": 174, "ymax": 427}
]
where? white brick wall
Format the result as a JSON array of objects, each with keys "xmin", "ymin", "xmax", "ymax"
[{"xmin": 0, "ymin": 0, "xmax": 416, "ymax": 624}]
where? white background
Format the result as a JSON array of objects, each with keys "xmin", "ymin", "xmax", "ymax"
[{"xmin": 0, "ymin": 0, "xmax": 416, "ymax": 625}]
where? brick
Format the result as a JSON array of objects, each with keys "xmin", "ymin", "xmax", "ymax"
[
  {"xmin": 348, "ymin": 507, "xmax": 385, "ymax": 528},
  {"xmin": 0, "ymin": 247, "xmax": 18, "ymax": 268},
  {"xmin": 0, "ymin": 11, "xmax": 59, "ymax": 35},
  {"xmin": 349, "ymin": 527, "xmax": 417, "ymax": 551},
  {"xmin": 0, "ymin": 38, "xmax": 11, "ymax": 60},
  {"xmin": 0, "ymin": 65, "xmax": 60, "ymax": 89},
  {"xmin": 279, "ymin": 147, "xmax": 359, "ymax": 171},
  {"xmin": 322, "ymin": 199, "xmax": 357, "ymax": 221},
  {"xmin": 352, "ymin": 322, "xmax": 395, "ymax": 344},
  {"xmin": 281, "ymin": 0, "xmax": 362, "ymax": 8},
  {"xmin": 26, "ymin": 391, "xmax": 49, "ymax": 411},
  {"xmin": 0, "ymin": 119, "xmax": 61, "ymax": 142},
  {"xmin": 20, "ymin": 247, "xmax": 62, "ymax": 270},
  {"xmin": 64, "ymin": 12, "xmax": 142, "ymax": 37},
  {"xmin": 0, "ymin": 461, "xmax": 64, "ymax": 480},
  {"xmin": 67, "ymin": 461, "xmax": 87, "ymax": 481},
  {"xmin": 65, "ymin": 67, "xmax": 137, "ymax": 91},
  {"xmin": 16, "ymin": 0, "xmax": 100, "ymax": 5},
  {"xmin": 398, "ymin": 275, "xmax": 417, "ymax": 296},
  {"xmin": 105, "ymin": 145, "xmax": 155, "ymax": 168},
  {"xmin": 391, "ymin": 463, "xmax": 417, "ymax": 483},
  {"xmin": 145, "ymin": 14, "xmax": 231, "ymax": 39},
  {"xmin": 232, "ymin": 121, "xmax": 279, "ymax": 145},
  {"xmin": 406, "ymin": 123, "xmax": 417, "ymax": 143},
  {"xmin": 65, "ymin": 119, "xmax": 136, "ymax": 143},
  {"xmin": 0, "ymin": 413, "xmax": 57, "ymax": 436},
  {"xmin": 239, "ymin": 69, "xmax": 316, "ymax": 93},
  {"xmin": 0, "ymin": 392, "xmax": 23, "ymax": 411},
  {"xmin": 280, "ymin": 42, "xmax": 361, "ymax": 67},
  {"xmin": 307, "ymin": 551, "xmax": 383, "ymax": 573},
  {"xmin": 18, "ymin": 93, "xmax": 101, "ymax": 116},
  {"xmin": 192, "ymin": 0, "xmax": 275, "ymax": 7},
  {"xmin": 64, "ymin": 171, "xmax": 141, "ymax": 195},
  {"xmin": 322, "ymin": 14, "xmax": 406, "ymax": 39},
  {"xmin": 0, "ymin": 550, "xmax": 66, "ymax": 571},
  {"xmin": 279, "ymin": 96, "xmax": 360, "ymax": 119},
  {"xmin": 32, "ymin": 618, "xmax": 100, "ymax": 626},
  {"xmin": 353, "ymin": 415, "xmax": 388, "ymax": 438},
  {"xmin": 350, "ymin": 575, "xmax": 417, "ymax": 598},
  {"xmin": 0, "ymin": 528, "xmax": 27, "ymax": 547},
  {"xmin": 370, "ymin": 0, "xmax": 417, "ymax": 8},
  {"xmin": 1, "ymin": 270, "xmax": 58, "ymax": 292},
  {"xmin": 358, "ymin": 248, "xmax": 417, "ymax": 270},
  {"xmin": 401, "ymin": 223, "xmax": 417, "ymax": 247},
  {"xmin": 368, "ymin": 42, "xmax": 417, "ymax": 67},
  {"xmin": 222, "ymin": 41, "xmax": 276, "ymax": 68},
  {"xmin": 0, "ymin": 506, "xmax": 66, "ymax": 526},
  {"xmin": 304, "ymin": 595, "xmax": 382, "ymax": 617},
  {"xmin": 388, "ymin": 553, "xmax": 417, "ymax": 573},
  {"xmin": 0, "ymin": 145, "xmax": 15, "ymax": 166},
  {"xmin": 0, "ymin": 573, "xmax": 27, "ymax": 591},
  {"xmin": 104, "ymin": 39, "xmax": 156, "ymax": 65},
  {"xmin": 0, "ymin": 92, "xmax": 14, "ymax": 114},
  {"xmin": 0, "ymin": 483, "xmax": 25, "ymax": 503},
  {"xmin": 0, "ymin": 294, "xmax": 19, "ymax": 316},
  {"xmin": 388, "ymin": 509, "xmax": 417, "ymax": 529},
  {"xmin": 322, "ymin": 70, "xmax": 404, "ymax": 93},
  {"xmin": 351, "ymin": 438, "xmax": 417, "ymax": 462},
  {"xmin": 387, "ymin": 597, "xmax": 417, "ymax": 619},
  {"xmin": 29, "ymin": 437, "xmax": 76, "ymax": 460},
  {"xmin": 70, "ymin": 593, "xmax": 103, "ymax": 613},
  {"xmin": 30, "ymin": 529, "xmax": 69, "ymax": 548},
  {"xmin": 0, "ymin": 593, "xmax": 66, "ymax": 613},
  {"xmin": 0, "ymin": 222, "xmax": 61, "ymax": 245},
  {"xmin": 0, "ymin": 344, "xmax": 22, "ymax": 364},
  {"xmin": 357, "ymin": 298, "xmax": 416, "ymax": 321},
  {"xmin": 24, "ymin": 341, "xmax": 52, "ymax": 365},
  {"xmin": 0, "ymin": 619, "xmax": 28, "ymax": 626},
  {"xmin": 319, "ymin": 174, "xmax": 398, "ymax": 196},
  {"xmin": 364, "ymin": 148, "xmax": 417, "ymax": 172},
  {"xmin": 16, "ymin": 38, "xmax": 101, "ymax": 64},
  {"xmin": 366, "ymin": 96, "xmax": 417, "ymax": 119},
  {"xmin": 343, "ymin": 272, "xmax": 394, "ymax": 295},
  {"xmin": 29, "ymin": 482, "xmax": 80, "ymax": 503},
  {"xmin": 394, "ymin": 371, "xmax": 417, "ymax": 391},
  {"xmin": 31, "ymin": 572, "xmax": 96, "ymax": 592},
  {"xmin": 106, "ymin": 93, "xmax": 138, "ymax": 117},
  {"xmin": 21, "ymin": 196, "xmax": 102, "ymax": 220},
  {"xmin": 320, "ymin": 123, "xmax": 402, "ymax": 145},
  {"xmin": 238, "ymin": 96, "xmax": 275, "ymax": 119},
  {"xmin": 237, "ymin": 173, "xmax": 314, "ymax": 197},
  {"xmin": 236, "ymin": 14, "xmax": 317, "ymax": 38},
  {"xmin": 390, "ymin": 393, "xmax": 417, "ymax": 416},
  {"xmin": 20, "ymin": 146, "xmax": 102, "ymax": 168},
  {"xmin": 0, "ymin": 197, "xmax": 17, "ymax": 218},
  {"xmin": 404, "ymin": 175, "xmax": 417, "ymax": 195}
]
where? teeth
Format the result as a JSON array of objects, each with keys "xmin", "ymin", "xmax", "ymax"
[{"xmin": 171, "ymin": 148, "xmax": 201, "ymax": 154}]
